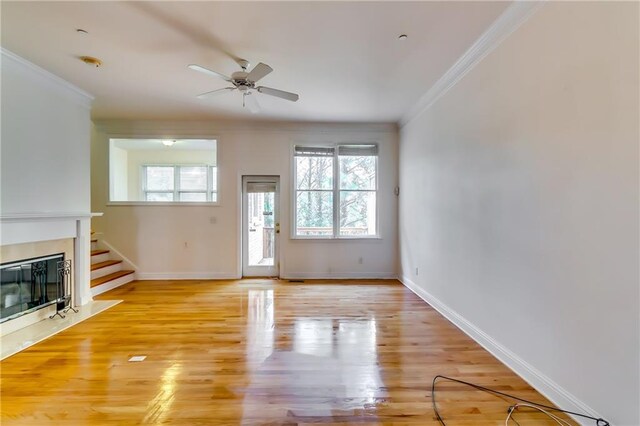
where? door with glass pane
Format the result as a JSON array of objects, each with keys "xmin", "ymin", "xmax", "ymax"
[{"xmin": 242, "ymin": 176, "xmax": 280, "ymax": 277}]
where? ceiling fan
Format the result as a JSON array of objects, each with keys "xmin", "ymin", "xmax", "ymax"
[{"xmin": 188, "ymin": 59, "xmax": 299, "ymax": 113}]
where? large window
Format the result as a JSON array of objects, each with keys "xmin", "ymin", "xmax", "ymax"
[
  {"xmin": 108, "ymin": 138, "xmax": 217, "ymax": 203},
  {"xmin": 294, "ymin": 144, "xmax": 378, "ymax": 238},
  {"xmin": 143, "ymin": 165, "xmax": 217, "ymax": 202}
]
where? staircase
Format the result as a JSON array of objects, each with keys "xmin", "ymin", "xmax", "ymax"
[{"xmin": 90, "ymin": 235, "xmax": 135, "ymax": 296}]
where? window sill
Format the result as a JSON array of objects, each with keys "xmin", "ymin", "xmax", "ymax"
[
  {"xmin": 290, "ymin": 236, "xmax": 382, "ymax": 241},
  {"xmin": 107, "ymin": 202, "xmax": 221, "ymax": 207}
]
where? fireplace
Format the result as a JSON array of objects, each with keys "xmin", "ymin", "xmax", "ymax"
[
  {"xmin": 0, "ymin": 213, "xmax": 96, "ymax": 336},
  {"xmin": 0, "ymin": 253, "xmax": 69, "ymax": 322}
]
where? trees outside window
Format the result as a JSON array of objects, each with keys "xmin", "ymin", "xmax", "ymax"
[{"xmin": 294, "ymin": 145, "xmax": 378, "ymax": 238}]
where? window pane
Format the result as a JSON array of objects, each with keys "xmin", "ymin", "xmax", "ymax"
[
  {"xmin": 339, "ymin": 155, "xmax": 376, "ymax": 190},
  {"xmin": 211, "ymin": 192, "xmax": 217, "ymax": 202},
  {"xmin": 146, "ymin": 166, "xmax": 174, "ymax": 191},
  {"xmin": 339, "ymin": 191, "xmax": 376, "ymax": 236},
  {"xmin": 296, "ymin": 191, "xmax": 333, "ymax": 236},
  {"xmin": 145, "ymin": 192, "xmax": 174, "ymax": 202},
  {"xmin": 211, "ymin": 167, "xmax": 217, "ymax": 190},
  {"xmin": 296, "ymin": 157, "xmax": 333, "ymax": 190},
  {"xmin": 179, "ymin": 166, "xmax": 207, "ymax": 191},
  {"xmin": 179, "ymin": 192, "xmax": 207, "ymax": 202}
]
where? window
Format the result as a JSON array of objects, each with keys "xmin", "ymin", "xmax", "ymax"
[
  {"xmin": 294, "ymin": 144, "xmax": 378, "ymax": 238},
  {"xmin": 143, "ymin": 165, "xmax": 217, "ymax": 202},
  {"xmin": 108, "ymin": 138, "xmax": 217, "ymax": 203}
]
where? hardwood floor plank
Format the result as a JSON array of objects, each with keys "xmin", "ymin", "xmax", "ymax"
[{"xmin": 0, "ymin": 279, "xmax": 577, "ymax": 425}]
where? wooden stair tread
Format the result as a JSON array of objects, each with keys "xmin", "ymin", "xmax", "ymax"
[
  {"xmin": 91, "ymin": 249, "xmax": 109, "ymax": 256},
  {"xmin": 91, "ymin": 239, "xmax": 98, "ymax": 243},
  {"xmin": 91, "ymin": 260, "xmax": 122, "ymax": 271},
  {"xmin": 91, "ymin": 270, "xmax": 134, "ymax": 287}
]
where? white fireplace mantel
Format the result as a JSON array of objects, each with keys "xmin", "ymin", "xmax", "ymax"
[{"xmin": 1, "ymin": 212, "xmax": 103, "ymax": 307}]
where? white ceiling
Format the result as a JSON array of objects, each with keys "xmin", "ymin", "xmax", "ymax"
[
  {"xmin": 111, "ymin": 138, "xmax": 216, "ymax": 151},
  {"xmin": 1, "ymin": 1, "xmax": 508, "ymax": 123}
]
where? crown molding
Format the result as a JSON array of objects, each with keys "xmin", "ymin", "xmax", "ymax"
[
  {"xmin": 400, "ymin": 0, "xmax": 545, "ymax": 128},
  {"xmin": 1, "ymin": 48, "xmax": 94, "ymax": 109},
  {"xmin": 92, "ymin": 119, "xmax": 398, "ymax": 135}
]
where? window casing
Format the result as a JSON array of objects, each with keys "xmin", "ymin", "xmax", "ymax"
[
  {"xmin": 293, "ymin": 144, "xmax": 378, "ymax": 238},
  {"xmin": 143, "ymin": 165, "xmax": 218, "ymax": 202}
]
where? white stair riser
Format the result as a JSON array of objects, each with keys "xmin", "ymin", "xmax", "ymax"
[
  {"xmin": 91, "ymin": 273, "xmax": 134, "ymax": 297},
  {"xmin": 91, "ymin": 241, "xmax": 98, "ymax": 251},
  {"xmin": 91, "ymin": 263, "xmax": 122, "ymax": 280},
  {"xmin": 91, "ymin": 253, "xmax": 110, "ymax": 264}
]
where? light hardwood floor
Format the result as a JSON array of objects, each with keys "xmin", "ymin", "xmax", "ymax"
[{"xmin": 0, "ymin": 279, "xmax": 576, "ymax": 425}]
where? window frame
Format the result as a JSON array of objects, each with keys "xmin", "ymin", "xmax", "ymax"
[
  {"xmin": 291, "ymin": 143, "xmax": 380, "ymax": 240},
  {"xmin": 142, "ymin": 164, "xmax": 218, "ymax": 203}
]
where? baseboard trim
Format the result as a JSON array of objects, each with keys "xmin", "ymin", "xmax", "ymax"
[
  {"xmin": 136, "ymin": 272, "xmax": 238, "ymax": 280},
  {"xmin": 399, "ymin": 275, "xmax": 605, "ymax": 425},
  {"xmin": 283, "ymin": 272, "xmax": 397, "ymax": 280}
]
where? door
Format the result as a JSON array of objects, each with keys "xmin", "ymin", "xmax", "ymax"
[{"xmin": 242, "ymin": 176, "xmax": 280, "ymax": 277}]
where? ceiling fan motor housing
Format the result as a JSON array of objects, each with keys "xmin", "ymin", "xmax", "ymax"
[{"xmin": 231, "ymin": 71, "xmax": 255, "ymax": 92}]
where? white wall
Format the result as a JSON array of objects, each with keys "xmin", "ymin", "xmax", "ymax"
[
  {"xmin": 1, "ymin": 49, "xmax": 92, "ymax": 215},
  {"xmin": 92, "ymin": 121, "xmax": 398, "ymax": 279},
  {"xmin": 110, "ymin": 146, "xmax": 128, "ymax": 201},
  {"xmin": 399, "ymin": 2, "xmax": 638, "ymax": 425}
]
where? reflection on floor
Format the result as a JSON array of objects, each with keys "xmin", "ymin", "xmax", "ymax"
[
  {"xmin": 0, "ymin": 280, "xmax": 576, "ymax": 425},
  {"xmin": 244, "ymin": 289, "xmax": 386, "ymax": 422}
]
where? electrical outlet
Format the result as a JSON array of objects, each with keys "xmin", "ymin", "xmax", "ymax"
[{"xmin": 209, "ymin": 216, "xmax": 217, "ymax": 224}]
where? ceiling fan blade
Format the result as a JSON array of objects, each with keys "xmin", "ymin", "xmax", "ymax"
[
  {"xmin": 188, "ymin": 64, "xmax": 232, "ymax": 82},
  {"xmin": 197, "ymin": 87, "xmax": 235, "ymax": 99},
  {"xmin": 244, "ymin": 93, "xmax": 260, "ymax": 113},
  {"xmin": 256, "ymin": 86, "xmax": 299, "ymax": 102},
  {"xmin": 246, "ymin": 62, "xmax": 273, "ymax": 83}
]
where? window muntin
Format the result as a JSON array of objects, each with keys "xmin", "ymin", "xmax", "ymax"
[{"xmin": 294, "ymin": 144, "xmax": 378, "ymax": 238}]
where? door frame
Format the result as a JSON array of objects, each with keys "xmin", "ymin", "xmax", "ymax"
[{"xmin": 241, "ymin": 175, "xmax": 280, "ymax": 277}]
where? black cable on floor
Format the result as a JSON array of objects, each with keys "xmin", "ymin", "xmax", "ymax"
[{"xmin": 431, "ymin": 375, "xmax": 610, "ymax": 426}]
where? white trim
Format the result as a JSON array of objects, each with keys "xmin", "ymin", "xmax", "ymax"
[
  {"xmin": 136, "ymin": 272, "xmax": 238, "ymax": 280},
  {"xmin": 99, "ymin": 239, "xmax": 139, "ymax": 272},
  {"xmin": 241, "ymin": 175, "xmax": 281, "ymax": 278},
  {"xmin": 1, "ymin": 48, "xmax": 94, "ymax": 109},
  {"xmin": 399, "ymin": 275, "xmax": 605, "ymax": 426},
  {"xmin": 400, "ymin": 0, "xmax": 545, "ymax": 128},
  {"xmin": 0, "ymin": 212, "xmax": 101, "ymax": 222},
  {"xmin": 95, "ymin": 120, "xmax": 397, "ymax": 135},
  {"xmin": 90, "ymin": 273, "xmax": 134, "ymax": 296},
  {"xmin": 283, "ymin": 272, "xmax": 397, "ymax": 280},
  {"xmin": 291, "ymin": 142, "xmax": 380, "ymax": 239}
]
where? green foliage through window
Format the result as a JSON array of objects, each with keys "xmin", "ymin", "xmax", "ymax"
[{"xmin": 294, "ymin": 145, "xmax": 377, "ymax": 238}]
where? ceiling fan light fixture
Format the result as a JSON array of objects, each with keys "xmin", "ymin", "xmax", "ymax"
[
  {"xmin": 162, "ymin": 139, "xmax": 176, "ymax": 147},
  {"xmin": 189, "ymin": 59, "xmax": 299, "ymax": 107},
  {"xmin": 79, "ymin": 56, "xmax": 102, "ymax": 67}
]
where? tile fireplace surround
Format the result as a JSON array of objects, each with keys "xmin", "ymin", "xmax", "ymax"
[{"xmin": 0, "ymin": 213, "xmax": 100, "ymax": 336}]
